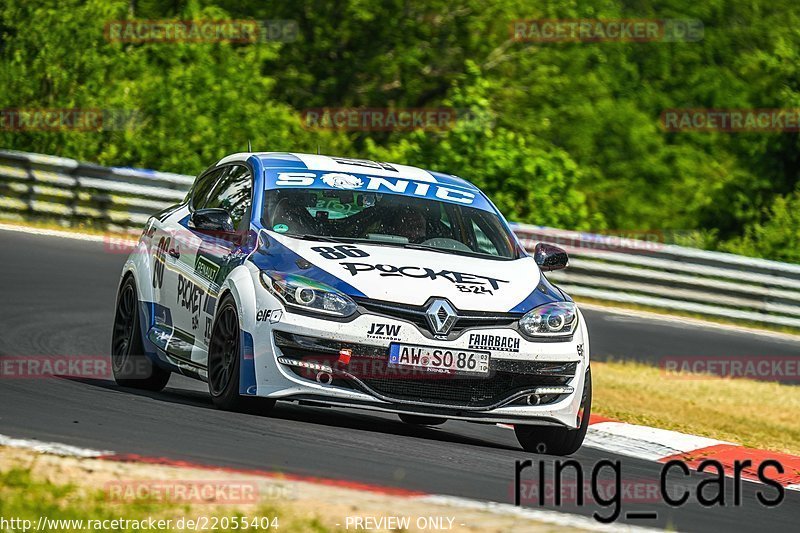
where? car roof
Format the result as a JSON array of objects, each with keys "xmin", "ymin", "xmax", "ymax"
[{"xmin": 216, "ymin": 152, "xmax": 480, "ymax": 192}]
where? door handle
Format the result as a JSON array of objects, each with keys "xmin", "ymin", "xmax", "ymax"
[{"xmin": 169, "ymin": 248, "xmax": 180, "ymax": 259}]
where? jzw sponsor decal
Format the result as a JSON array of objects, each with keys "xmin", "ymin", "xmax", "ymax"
[
  {"xmin": 256, "ymin": 309, "xmax": 282, "ymax": 323},
  {"xmin": 340, "ymin": 262, "xmax": 508, "ymax": 293},
  {"xmin": 275, "ymin": 172, "xmax": 476, "ymax": 205},
  {"xmin": 195, "ymin": 255, "xmax": 220, "ymax": 283},
  {"xmin": 468, "ymin": 333, "xmax": 520, "ymax": 352},
  {"xmin": 367, "ymin": 323, "xmax": 402, "ymax": 340}
]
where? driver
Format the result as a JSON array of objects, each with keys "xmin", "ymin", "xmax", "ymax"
[{"xmin": 389, "ymin": 205, "xmax": 427, "ymax": 243}]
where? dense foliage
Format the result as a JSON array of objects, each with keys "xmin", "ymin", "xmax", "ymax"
[{"xmin": 1, "ymin": 0, "xmax": 798, "ymax": 261}]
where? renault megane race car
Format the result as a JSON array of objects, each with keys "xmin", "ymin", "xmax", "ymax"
[{"xmin": 112, "ymin": 153, "xmax": 592, "ymax": 455}]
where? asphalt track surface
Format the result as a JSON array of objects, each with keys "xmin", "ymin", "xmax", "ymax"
[{"xmin": 0, "ymin": 229, "xmax": 798, "ymax": 532}]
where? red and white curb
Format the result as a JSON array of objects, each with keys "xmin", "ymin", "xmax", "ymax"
[
  {"xmin": 501, "ymin": 415, "xmax": 800, "ymax": 492},
  {"xmin": 0, "ymin": 433, "xmax": 658, "ymax": 532}
]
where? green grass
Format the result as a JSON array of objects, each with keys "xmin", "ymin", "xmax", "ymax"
[
  {"xmin": 593, "ymin": 360, "xmax": 800, "ymax": 455},
  {"xmin": 0, "ymin": 468, "xmax": 329, "ymax": 533}
]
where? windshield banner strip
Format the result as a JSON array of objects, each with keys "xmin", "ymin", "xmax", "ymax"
[{"xmin": 264, "ymin": 169, "xmax": 492, "ymax": 211}]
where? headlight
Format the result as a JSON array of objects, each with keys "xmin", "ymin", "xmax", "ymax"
[
  {"xmin": 519, "ymin": 302, "xmax": 577, "ymax": 338},
  {"xmin": 260, "ymin": 271, "xmax": 357, "ymax": 317}
]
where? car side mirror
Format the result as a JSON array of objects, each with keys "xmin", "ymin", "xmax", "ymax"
[
  {"xmin": 189, "ymin": 208, "xmax": 235, "ymax": 233},
  {"xmin": 534, "ymin": 242, "xmax": 569, "ymax": 271}
]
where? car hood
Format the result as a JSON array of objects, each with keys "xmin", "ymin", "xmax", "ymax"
[{"xmin": 251, "ymin": 232, "xmax": 563, "ymax": 313}]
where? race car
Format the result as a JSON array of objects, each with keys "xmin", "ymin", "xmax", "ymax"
[{"xmin": 111, "ymin": 153, "xmax": 592, "ymax": 455}]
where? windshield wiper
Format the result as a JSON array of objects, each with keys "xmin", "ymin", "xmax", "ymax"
[
  {"xmin": 291, "ymin": 234, "xmax": 344, "ymax": 243},
  {"xmin": 403, "ymin": 242, "xmax": 510, "ymax": 260},
  {"xmin": 402, "ymin": 243, "xmax": 463, "ymax": 256}
]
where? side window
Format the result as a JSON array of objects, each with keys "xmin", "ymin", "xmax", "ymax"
[
  {"xmin": 190, "ymin": 168, "xmax": 225, "ymax": 210},
  {"xmin": 204, "ymin": 165, "xmax": 253, "ymax": 229},
  {"xmin": 468, "ymin": 211, "xmax": 515, "ymax": 257},
  {"xmin": 471, "ymin": 219, "xmax": 499, "ymax": 255}
]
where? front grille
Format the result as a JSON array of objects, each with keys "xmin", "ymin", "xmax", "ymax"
[
  {"xmin": 274, "ymin": 331, "xmax": 577, "ymax": 409},
  {"xmin": 354, "ymin": 297, "xmax": 520, "ymax": 335},
  {"xmin": 360, "ymin": 369, "xmax": 572, "ymax": 408}
]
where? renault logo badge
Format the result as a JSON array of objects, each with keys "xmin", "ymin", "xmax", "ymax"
[{"xmin": 425, "ymin": 299, "xmax": 457, "ymax": 335}]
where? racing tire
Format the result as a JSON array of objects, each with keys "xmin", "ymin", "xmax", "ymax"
[
  {"xmin": 207, "ymin": 294, "xmax": 275, "ymax": 413},
  {"xmin": 514, "ymin": 367, "xmax": 592, "ymax": 456},
  {"xmin": 111, "ymin": 275, "xmax": 171, "ymax": 391},
  {"xmin": 398, "ymin": 414, "xmax": 447, "ymax": 426}
]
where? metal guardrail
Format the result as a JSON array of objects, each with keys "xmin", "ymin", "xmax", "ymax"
[
  {"xmin": 0, "ymin": 150, "xmax": 191, "ymax": 228},
  {"xmin": 2, "ymin": 148, "xmax": 799, "ymax": 328}
]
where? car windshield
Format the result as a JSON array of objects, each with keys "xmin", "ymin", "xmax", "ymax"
[{"xmin": 262, "ymin": 188, "xmax": 519, "ymax": 259}]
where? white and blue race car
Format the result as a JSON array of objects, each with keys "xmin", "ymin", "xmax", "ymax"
[{"xmin": 112, "ymin": 153, "xmax": 592, "ymax": 455}]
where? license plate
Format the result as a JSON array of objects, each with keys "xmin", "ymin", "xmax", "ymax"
[{"xmin": 388, "ymin": 344, "xmax": 490, "ymax": 376}]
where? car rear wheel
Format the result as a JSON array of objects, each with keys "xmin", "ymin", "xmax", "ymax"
[
  {"xmin": 514, "ymin": 367, "xmax": 592, "ymax": 456},
  {"xmin": 207, "ymin": 294, "xmax": 274, "ymax": 413},
  {"xmin": 111, "ymin": 275, "xmax": 171, "ymax": 391},
  {"xmin": 398, "ymin": 414, "xmax": 447, "ymax": 426}
]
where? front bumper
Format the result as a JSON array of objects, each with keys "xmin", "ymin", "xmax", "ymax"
[{"xmin": 248, "ymin": 302, "xmax": 589, "ymax": 428}]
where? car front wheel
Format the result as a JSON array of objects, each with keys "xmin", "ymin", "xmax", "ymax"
[
  {"xmin": 207, "ymin": 294, "xmax": 274, "ymax": 413},
  {"xmin": 514, "ymin": 367, "xmax": 592, "ymax": 456}
]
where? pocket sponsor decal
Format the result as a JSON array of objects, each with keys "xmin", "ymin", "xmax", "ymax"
[
  {"xmin": 467, "ymin": 333, "xmax": 520, "ymax": 352},
  {"xmin": 177, "ymin": 274, "xmax": 212, "ymax": 330},
  {"xmin": 456, "ymin": 284, "xmax": 494, "ymax": 295},
  {"xmin": 340, "ymin": 262, "xmax": 508, "ymax": 293},
  {"xmin": 366, "ymin": 322, "xmax": 402, "ymax": 340},
  {"xmin": 177, "ymin": 274, "xmax": 204, "ymax": 315}
]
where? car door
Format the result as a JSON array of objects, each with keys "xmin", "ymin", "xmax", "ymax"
[
  {"xmin": 173, "ymin": 164, "xmax": 254, "ymax": 366},
  {"xmin": 155, "ymin": 166, "xmax": 227, "ymax": 365},
  {"xmin": 144, "ymin": 206, "xmax": 183, "ymax": 354}
]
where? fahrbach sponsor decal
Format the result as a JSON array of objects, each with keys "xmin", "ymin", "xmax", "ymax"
[
  {"xmin": 468, "ymin": 333, "xmax": 520, "ymax": 352},
  {"xmin": 339, "ymin": 262, "xmax": 508, "ymax": 293}
]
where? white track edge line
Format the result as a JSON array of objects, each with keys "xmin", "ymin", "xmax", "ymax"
[
  {"xmin": 0, "ymin": 433, "xmax": 112, "ymax": 458},
  {"xmin": 417, "ymin": 495, "xmax": 665, "ymax": 532},
  {"xmin": 0, "ymin": 222, "xmax": 137, "ymax": 244}
]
